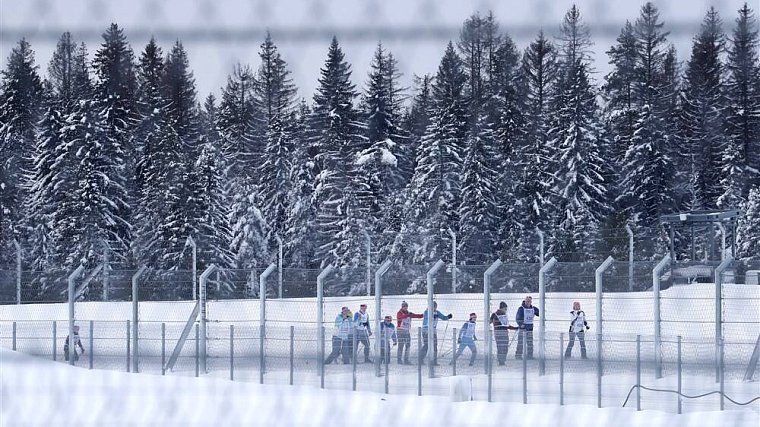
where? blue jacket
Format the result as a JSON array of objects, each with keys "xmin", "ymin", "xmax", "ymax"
[
  {"xmin": 516, "ymin": 303, "xmax": 539, "ymax": 329},
  {"xmin": 422, "ymin": 309, "xmax": 450, "ymax": 329},
  {"xmin": 379, "ymin": 322, "xmax": 397, "ymax": 345},
  {"xmin": 333, "ymin": 314, "xmax": 354, "ymax": 339}
]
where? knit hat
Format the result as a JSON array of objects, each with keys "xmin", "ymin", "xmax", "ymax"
[
  {"xmin": 401, "ymin": 301, "xmax": 408, "ymax": 307},
  {"xmin": 499, "ymin": 301, "xmax": 507, "ymax": 309},
  {"xmin": 469, "ymin": 312, "xmax": 477, "ymax": 317}
]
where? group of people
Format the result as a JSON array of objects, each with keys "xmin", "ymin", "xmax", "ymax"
[{"xmin": 324, "ymin": 297, "xmax": 590, "ymax": 366}]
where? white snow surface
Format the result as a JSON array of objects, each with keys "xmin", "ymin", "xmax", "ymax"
[{"xmin": 2, "ymin": 347, "xmax": 758, "ymax": 427}]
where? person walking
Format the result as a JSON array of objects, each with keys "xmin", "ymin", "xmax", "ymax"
[
  {"xmin": 64, "ymin": 325, "xmax": 85, "ymax": 363},
  {"xmin": 353, "ymin": 303, "xmax": 373, "ymax": 363},
  {"xmin": 515, "ymin": 296, "xmax": 539, "ymax": 359},
  {"xmin": 379, "ymin": 315, "xmax": 398, "ymax": 365},
  {"xmin": 396, "ymin": 301, "xmax": 423, "ymax": 364},
  {"xmin": 564, "ymin": 301, "xmax": 590, "ymax": 359},
  {"xmin": 419, "ymin": 301, "xmax": 452, "ymax": 365},
  {"xmin": 325, "ymin": 307, "xmax": 354, "ymax": 365},
  {"xmin": 451, "ymin": 313, "xmax": 478, "ymax": 366},
  {"xmin": 490, "ymin": 301, "xmax": 518, "ymax": 365}
]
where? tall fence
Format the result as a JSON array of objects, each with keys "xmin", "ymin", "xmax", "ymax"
[{"xmin": 1, "ymin": 258, "xmax": 759, "ymax": 414}]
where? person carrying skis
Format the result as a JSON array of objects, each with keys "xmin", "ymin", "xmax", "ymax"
[
  {"xmin": 325, "ymin": 307, "xmax": 354, "ymax": 365},
  {"xmin": 379, "ymin": 315, "xmax": 398, "ymax": 365},
  {"xmin": 64, "ymin": 325, "xmax": 85, "ymax": 363},
  {"xmin": 490, "ymin": 301, "xmax": 518, "ymax": 365},
  {"xmin": 396, "ymin": 301, "xmax": 423, "ymax": 364},
  {"xmin": 564, "ymin": 301, "xmax": 590, "ymax": 359},
  {"xmin": 515, "ymin": 295, "xmax": 539, "ymax": 359},
  {"xmin": 419, "ymin": 301, "xmax": 452, "ymax": 365},
  {"xmin": 451, "ymin": 312, "xmax": 478, "ymax": 366},
  {"xmin": 353, "ymin": 303, "xmax": 373, "ymax": 363}
]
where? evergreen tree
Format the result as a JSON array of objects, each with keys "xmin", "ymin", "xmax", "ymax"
[
  {"xmin": 720, "ymin": 3, "xmax": 760, "ymax": 207},
  {"xmin": 736, "ymin": 185, "xmax": 760, "ymax": 259},
  {"xmin": 619, "ymin": 2, "xmax": 676, "ymax": 232},
  {"xmin": 218, "ymin": 63, "xmax": 256, "ymax": 179},
  {"xmin": 253, "ymin": 34, "xmax": 297, "ymax": 241},
  {"xmin": 402, "ymin": 73, "xmax": 433, "ymax": 182},
  {"xmin": 513, "ymin": 32, "xmax": 557, "ymax": 260},
  {"xmin": 162, "ymin": 40, "xmax": 199, "ymax": 150},
  {"xmin": 405, "ymin": 42, "xmax": 467, "ymax": 264},
  {"xmin": 0, "ymin": 39, "xmax": 43, "ymax": 253},
  {"xmin": 680, "ymin": 7, "xmax": 726, "ymax": 210},
  {"xmin": 91, "ymin": 23, "xmax": 137, "ymax": 262},
  {"xmin": 309, "ymin": 37, "xmax": 364, "ymax": 267},
  {"xmin": 548, "ymin": 6, "xmax": 609, "ymax": 261}
]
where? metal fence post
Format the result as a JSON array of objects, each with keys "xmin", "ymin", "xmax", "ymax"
[
  {"xmin": 199, "ymin": 264, "xmax": 218, "ymax": 374},
  {"xmin": 720, "ymin": 337, "xmax": 725, "ymax": 411},
  {"xmin": 260, "ymin": 324, "xmax": 265, "ymax": 384},
  {"xmin": 13, "ymin": 239, "xmax": 21, "ymax": 305},
  {"xmin": 426, "ymin": 260, "xmax": 445, "ymax": 378},
  {"xmin": 276, "ymin": 235, "xmax": 283, "ymax": 299},
  {"xmin": 522, "ymin": 329, "xmax": 527, "ymax": 404},
  {"xmin": 636, "ymin": 335, "xmax": 641, "ymax": 411},
  {"xmin": 67, "ymin": 265, "xmax": 85, "ymax": 366},
  {"xmin": 132, "ymin": 266, "xmax": 148, "ymax": 374},
  {"xmin": 374, "ymin": 260, "xmax": 392, "ymax": 377},
  {"xmin": 560, "ymin": 333, "xmax": 564, "ymax": 406},
  {"xmin": 260, "ymin": 262, "xmax": 277, "ymax": 383},
  {"xmin": 538, "ymin": 257, "xmax": 557, "ymax": 375},
  {"xmin": 596, "ymin": 256, "xmax": 614, "ymax": 350},
  {"xmin": 12, "ymin": 321, "xmax": 16, "ymax": 351},
  {"xmin": 89, "ymin": 320, "xmax": 93, "ymax": 369},
  {"xmin": 161, "ymin": 323, "xmax": 165, "ymax": 375},
  {"xmin": 451, "ymin": 327, "xmax": 457, "ymax": 376},
  {"xmin": 52, "ymin": 321, "xmax": 56, "ymax": 361},
  {"xmin": 597, "ymin": 333, "xmax": 602, "ymax": 408},
  {"xmin": 626, "ymin": 225, "xmax": 634, "ymax": 291},
  {"xmin": 126, "ymin": 320, "xmax": 130, "ymax": 372},
  {"xmin": 652, "ymin": 254, "xmax": 671, "ymax": 378},
  {"xmin": 317, "ymin": 265, "xmax": 333, "ymax": 385},
  {"xmin": 352, "ymin": 328, "xmax": 358, "ymax": 391},
  {"xmin": 186, "ymin": 236, "xmax": 197, "ymax": 300},
  {"xmin": 678, "ymin": 336, "xmax": 682, "ymax": 414},
  {"xmin": 484, "ymin": 260, "xmax": 502, "ymax": 376},
  {"xmin": 195, "ymin": 323, "xmax": 199, "ymax": 377},
  {"xmin": 230, "ymin": 324, "xmax": 234, "ymax": 381},
  {"xmin": 715, "ymin": 256, "xmax": 733, "ymax": 382},
  {"xmin": 289, "ymin": 325, "xmax": 294, "ymax": 386},
  {"xmin": 417, "ymin": 327, "xmax": 422, "ymax": 396}
]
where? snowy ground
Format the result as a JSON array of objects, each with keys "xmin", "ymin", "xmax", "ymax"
[{"xmin": 1, "ymin": 347, "xmax": 758, "ymax": 427}]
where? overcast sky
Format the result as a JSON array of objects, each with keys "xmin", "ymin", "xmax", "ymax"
[{"xmin": 1, "ymin": 0, "xmax": 755, "ymax": 102}]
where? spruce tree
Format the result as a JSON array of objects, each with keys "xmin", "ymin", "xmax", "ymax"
[
  {"xmin": 0, "ymin": 38, "xmax": 43, "ymax": 254},
  {"xmin": 720, "ymin": 3, "xmax": 760, "ymax": 207},
  {"xmin": 405, "ymin": 42, "xmax": 467, "ymax": 264},
  {"xmin": 736, "ymin": 185, "xmax": 760, "ymax": 259}
]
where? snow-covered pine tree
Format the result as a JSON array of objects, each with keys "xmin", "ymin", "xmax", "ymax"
[
  {"xmin": 282, "ymin": 100, "xmax": 317, "ymax": 268},
  {"xmin": 405, "ymin": 42, "xmax": 467, "ymax": 264},
  {"xmin": 458, "ymin": 112, "xmax": 500, "ymax": 264},
  {"xmin": 720, "ymin": 3, "xmax": 760, "ymax": 207},
  {"xmin": 162, "ymin": 40, "xmax": 200, "ymax": 152},
  {"xmin": 548, "ymin": 6, "xmax": 609, "ymax": 261},
  {"xmin": 402, "ymin": 73, "xmax": 433, "ymax": 184},
  {"xmin": 619, "ymin": 2, "xmax": 676, "ymax": 233},
  {"xmin": 91, "ymin": 23, "xmax": 137, "ymax": 263},
  {"xmin": 308, "ymin": 37, "xmax": 364, "ymax": 268},
  {"xmin": 736, "ymin": 185, "xmax": 760, "ymax": 259},
  {"xmin": 680, "ymin": 7, "xmax": 726, "ymax": 210},
  {"xmin": 217, "ymin": 63, "xmax": 257, "ymax": 180},
  {"xmin": 190, "ymin": 95, "xmax": 234, "ymax": 270},
  {"xmin": 513, "ymin": 31, "xmax": 558, "ymax": 261},
  {"xmin": 253, "ymin": 33, "xmax": 297, "ymax": 243},
  {"xmin": 357, "ymin": 43, "xmax": 407, "ymax": 257},
  {"xmin": 0, "ymin": 38, "xmax": 43, "ymax": 259}
]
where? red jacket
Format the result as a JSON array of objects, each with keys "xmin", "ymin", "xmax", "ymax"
[{"xmin": 397, "ymin": 309, "xmax": 423, "ymax": 330}]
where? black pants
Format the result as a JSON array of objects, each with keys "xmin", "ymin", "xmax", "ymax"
[
  {"xmin": 418, "ymin": 330, "xmax": 438, "ymax": 364},
  {"xmin": 565, "ymin": 331, "xmax": 587, "ymax": 358},
  {"xmin": 494, "ymin": 328, "xmax": 510, "ymax": 364},
  {"xmin": 515, "ymin": 327, "xmax": 534, "ymax": 358},
  {"xmin": 397, "ymin": 329, "xmax": 412, "ymax": 362}
]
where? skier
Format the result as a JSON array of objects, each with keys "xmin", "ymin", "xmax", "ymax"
[
  {"xmin": 564, "ymin": 301, "xmax": 590, "ymax": 359},
  {"xmin": 396, "ymin": 301, "xmax": 423, "ymax": 364},
  {"xmin": 379, "ymin": 315, "xmax": 398, "ymax": 365},
  {"xmin": 325, "ymin": 307, "xmax": 354, "ymax": 365},
  {"xmin": 419, "ymin": 301, "xmax": 452, "ymax": 365},
  {"xmin": 515, "ymin": 296, "xmax": 539, "ymax": 359},
  {"xmin": 64, "ymin": 325, "xmax": 85, "ymax": 363},
  {"xmin": 353, "ymin": 303, "xmax": 373, "ymax": 363},
  {"xmin": 451, "ymin": 312, "xmax": 478, "ymax": 366},
  {"xmin": 490, "ymin": 301, "xmax": 518, "ymax": 365}
]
